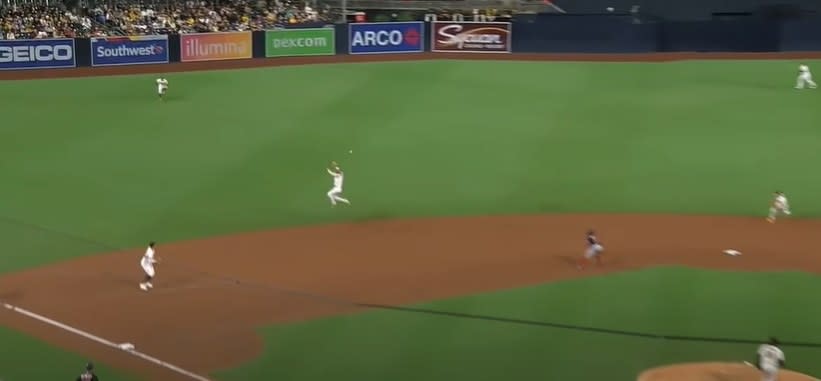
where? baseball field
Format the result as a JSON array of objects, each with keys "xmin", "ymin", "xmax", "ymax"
[{"xmin": 1, "ymin": 52, "xmax": 821, "ymax": 381}]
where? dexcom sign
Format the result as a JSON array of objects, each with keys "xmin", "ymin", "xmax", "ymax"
[
  {"xmin": 0, "ymin": 39, "xmax": 76, "ymax": 70},
  {"xmin": 349, "ymin": 22, "xmax": 424, "ymax": 55}
]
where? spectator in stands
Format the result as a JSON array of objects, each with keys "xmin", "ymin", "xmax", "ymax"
[
  {"xmin": 1, "ymin": 0, "xmax": 332, "ymax": 39},
  {"xmin": 99, "ymin": 0, "xmax": 331, "ymax": 35},
  {"xmin": 0, "ymin": 4, "xmax": 104, "ymax": 39}
]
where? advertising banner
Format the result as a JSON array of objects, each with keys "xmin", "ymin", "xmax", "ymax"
[
  {"xmin": 91, "ymin": 35, "xmax": 169, "ymax": 67},
  {"xmin": 0, "ymin": 38, "xmax": 76, "ymax": 70},
  {"xmin": 432, "ymin": 22, "xmax": 512, "ymax": 53},
  {"xmin": 265, "ymin": 28, "xmax": 335, "ymax": 57},
  {"xmin": 349, "ymin": 22, "xmax": 423, "ymax": 55},
  {"xmin": 180, "ymin": 32, "xmax": 252, "ymax": 62}
]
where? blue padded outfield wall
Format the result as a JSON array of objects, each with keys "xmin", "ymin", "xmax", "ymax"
[{"xmin": 2, "ymin": 18, "xmax": 821, "ymax": 70}]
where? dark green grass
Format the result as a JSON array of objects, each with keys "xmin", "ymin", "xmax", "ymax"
[
  {"xmin": 216, "ymin": 268, "xmax": 821, "ymax": 381},
  {"xmin": 0, "ymin": 325, "xmax": 137, "ymax": 381}
]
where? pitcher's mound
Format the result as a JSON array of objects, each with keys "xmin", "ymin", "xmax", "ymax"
[{"xmin": 638, "ymin": 362, "xmax": 819, "ymax": 381}]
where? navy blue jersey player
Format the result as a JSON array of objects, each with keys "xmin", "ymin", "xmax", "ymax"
[{"xmin": 577, "ymin": 229, "xmax": 604, "ymax": 270}]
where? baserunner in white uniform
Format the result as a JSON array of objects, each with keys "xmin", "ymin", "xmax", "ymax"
[
  {"xmin": 767, "ymin": 191, "xmax": 791, "ymax": 223},
  {"xmin": 139, "ymin": 242, "xmax": 159, "ymax": 291}
]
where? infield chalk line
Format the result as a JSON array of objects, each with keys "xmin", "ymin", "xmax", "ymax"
[{"xmin": 2, "ymin": 302, "xmax": 212, "ymax": 381}]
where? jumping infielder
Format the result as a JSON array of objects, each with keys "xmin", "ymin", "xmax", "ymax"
[
  {"xmin": 756, "ymin": 337, "xmax": 785, "ymax": 381},
  {"xmin": 139, "ymin": 242, "xmax": 159, "ymax": 291},
  {"xmin": 156, "ymin": 77, "xmax": 169, "ymax": 99},
  {"xmin": 326, "ymin": 161, "xmax": 350, "ymax": 206},
  {"xmin": 767, "ymin": 191, "xmax": 791, "ymax": 223},
  {"xmin": 577, "ymin": 229, "xmax": 604, "ymax": 270},
  {"xmin": 795, "ymin": 64, "xmax": 817, "ymax": 89}
]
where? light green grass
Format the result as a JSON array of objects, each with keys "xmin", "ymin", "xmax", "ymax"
[
  {"xmin": 216, "ymin": 267, "xmax": 821, "ymax": 381},
  {"xmin": 2, "ymin": 60, "xmax": 821, "ymax": 274},
  {"xmin": 0, "ymin": 59, "xmax": 819, "ymax": 380}
]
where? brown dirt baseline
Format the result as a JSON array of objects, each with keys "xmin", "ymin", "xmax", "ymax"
[
  {"xmin": 639, "ymin": 362, "xmax": 819, "ymax": 381},
  {"xmin": 1, "ymin": 214, "xmax": 821, "ymax": 381}
]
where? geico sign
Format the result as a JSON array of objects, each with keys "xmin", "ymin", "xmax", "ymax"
[
  {"xmin": 351, "ymin": 30, "xmax": 403, "ymax": 46},
  {"xmin": 0, "ymin": 44, "xmax": 74, "ymax": 63}
]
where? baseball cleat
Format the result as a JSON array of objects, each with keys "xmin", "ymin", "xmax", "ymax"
[{"xmin": 139, "ymin": 283, "xmax": 148, "ymax": 291}]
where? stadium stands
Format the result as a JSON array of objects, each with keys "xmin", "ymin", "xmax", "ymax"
[{"xmin": 1, "ymin": 0, "xmax": 333, "ymax": 38}]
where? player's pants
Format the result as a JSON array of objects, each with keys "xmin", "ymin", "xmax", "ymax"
[
  {"xmin": 761, "ymin": 365, "xmax": 779, "ymax": 381},
  {"xmin": 327, "ymin": 187, "xmax": 341, "ymax": 199},
  {"xmin": 796, "ymin": 73, "xmax": 817, "ymax": 89},
  {"xmin": 327, "ymin": 187, "xmax": 349, "ymax": 205},
  {"xmin": 141, "ymin": 262, "xmax": 155, "ymax": 277},
  {"xmin": 585, "ymin": 244, "xmax": 604, "ymax": 259}
]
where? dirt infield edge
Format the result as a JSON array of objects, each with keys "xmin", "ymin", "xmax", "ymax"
[{"xmin": 1, "ymin": 214, "xmax": 821, "ymax": 380}]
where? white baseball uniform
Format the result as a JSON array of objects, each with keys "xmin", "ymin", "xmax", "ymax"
[
  {"xmin": 757, "ymin": 343, "xmax": 784, "ymax": 381},
  {"xmin": 769, "ymin": 193, "xmax": 791, "ymax": 223},
  {"xmin": 140, "ymin": 246, "xmax": 157, "ymax": 277},
  {"xmin": 156, "ymin": 78, "xmax": 168, "ymax": 95},
  {"xmin": 327, "ymin": 168, "xmax": 350, "ymax": 206},
  {"xmin": 795, "ymin": 65, "xmax": 817, "ymax": 89},
  {"xmin": 774, "ymin": 194, "xmax": 790, "ymax": 214}
]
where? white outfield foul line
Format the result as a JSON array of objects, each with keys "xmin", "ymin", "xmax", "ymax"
[{"xmin": 2, "ymin": 303, "xmax": 212, "ymax": 381}]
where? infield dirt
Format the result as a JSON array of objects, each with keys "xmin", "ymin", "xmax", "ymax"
[
  {"xmin": 2, "ymin": 52, "xmax": 821, "ymax": 381},
  {"xmin": 638, "ymin": 362, "xmax": 819, "ymax": 381},
  {"xmin": 1, "ymin": 214, "xmax": 820, "ymax": 380}
]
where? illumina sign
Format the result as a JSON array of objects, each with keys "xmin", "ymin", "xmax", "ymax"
[{"xmin": 179, "ymin": 32, "xmax": 252, "ymax": 62}]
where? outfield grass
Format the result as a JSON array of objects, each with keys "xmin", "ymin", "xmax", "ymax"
[
  {"xmin": 215, "ymin": 268, "xmax": 821, "ymax": 381},
  {"xmin": 1, "ymin": 59, "xmax": 820, "ymax": 380}
]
